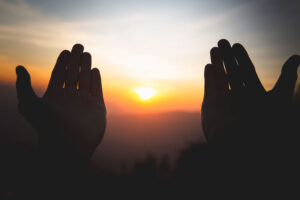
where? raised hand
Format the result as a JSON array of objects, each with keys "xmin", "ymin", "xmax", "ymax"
[
  {"xmin": 16, "ymin": 44, "xmax": 106, "ymax": 165},
  {"xmin": 201, "ymin": 39, "xmax": 300, "ymax": 145}
]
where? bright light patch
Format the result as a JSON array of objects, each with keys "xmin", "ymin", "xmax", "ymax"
[{"xmin": 136, "ymin": 87, "xmax": 157, "ymax": 100}]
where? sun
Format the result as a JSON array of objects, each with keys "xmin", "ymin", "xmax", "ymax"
[{"xmin": 136, "ymin": 87, "xmax": 157, "ymax": 100}]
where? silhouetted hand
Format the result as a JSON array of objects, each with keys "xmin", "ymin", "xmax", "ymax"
[
  {"xmin": 16, "ymin": 44, "xmax": 106, "ymax": 165},
  {"xmin": 202, "ymin": 39, "xmax": 300, "ymax": 145}
]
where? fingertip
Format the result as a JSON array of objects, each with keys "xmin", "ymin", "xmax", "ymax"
[
  {"xmin": 204, "ymin": 64, "xmax": 214, "ymax": 78},
  {"xmin": 60, "ymin": 50, "xmax": 71, "ymax": 58},
  {"xmin": 57, "ymin": 50, "xmax": 71, "ymax": 63},
  {"xmin": 232, "ymin": 43, "xmax": 243, "ymax": 50},
  {"xmin": 273, "ymin": 55, "xmax": 300, "ymax": 99},
  {"xmin": 15, "ymin": 66, "xmax": 36, "ymax": 101},
  {"xmin": 82, "ymin": 52, "xmax": 92, "ymax": 62},
  {"xmin": 16, "ymin": 65, "xmax": 30, "ymax": 78},
  {"xmin": 210, "ymin": 47, "xmax": 221, "ymax": 63},
  {"xmin": 83, "ymin": 52, "xmax": 91, "ymax": 58},
  {"xmin": 74, "ymin": 43, "xmax": 84, "ymax": 48},
  {"xmin": 16, "ymin": 65, "xmax": 24, "ymax": 74},
  {"xmin": 283, "ymin": 55, "xmax": 300, "ymax": 73},
  {"xmin": 92, "ymin": 67, "xmax": 100, "ymax": 73},
  {"xmin": 72, "ymin": 43, "xmax": 84, "ymax": 53},
  {"xmin": 91, "ymin": 68, "xmax": 101, "ymax": 80},
  {"xmin": 289, "ymin": 55, "xmax": 300, "ymax": 63},
  {"xmin": 218, "ymin": 39, "xmax": 231, "ymax": 48},
  {"xmin": 210, "ymin": 47, "xmax": 219, "ymax": 56},
  {"xmin": 232, "ymin": 42, "xmax": 242, "ymax": 47},
  {"xmin": 232, "ymin": 43, "xmax": 247, "ymax": 56}
]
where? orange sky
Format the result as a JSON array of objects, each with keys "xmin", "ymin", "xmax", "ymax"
[
  {"xmin": 0, "ymin": 0, "xmax": 299, "ymax": 114},
  {"xmin": 0, "ymin": 59, "xmax": 203, "ymax": 114}
]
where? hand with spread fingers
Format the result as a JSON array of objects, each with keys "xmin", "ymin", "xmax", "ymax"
[
  {"xmin": 16, "ymin": 44, "xmax": 106, "ymax": 165},
  {"xmin": 202, "ymin": 39, "xmax": 300, "ymax": 146}
]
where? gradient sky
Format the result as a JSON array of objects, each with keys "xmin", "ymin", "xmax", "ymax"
[{"xmin": 0, "ymin": 0, "xmax": 299, "ymax": 114}]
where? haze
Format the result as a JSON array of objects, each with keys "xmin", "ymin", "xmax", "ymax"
[{"xmin": 0, "ymin": 0, "xmax": 299, "ymax": 114}]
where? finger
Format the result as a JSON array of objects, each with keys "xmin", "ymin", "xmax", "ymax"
[
  {"xmin": 90, "ymin": 68, "xmax": 104, "ymax": 103},
  {"xmin": 232, "ymin": 43, "xmax": 265, "ymax": 95},
  {"xmin": 46, "ymin": 50, "xmax": 70, "ymax": 92},
  {"xmin": 204, "ymin": 64, "xmax": 224, "ymax": 98},
  {"xmin": 272, "ymin": 55, "xmax": 300, "ymax": 99},
  {"xmin": 79, "ymin": 52, "xmax": 92, "ymax": 93},
  {"xmin": 210, "ymin": 47, "xmax": 228, "ymax": 91},
  {"xmin": 65, "ymin": 44, "xmax": 84, "ymax": 95},
  {"xmin": 218, "ymin": 39, "xmax": 243, "ymax": 91},
  {"xmin": 16, "ymin": 66, "xmax": 37, "ymax": 103}
]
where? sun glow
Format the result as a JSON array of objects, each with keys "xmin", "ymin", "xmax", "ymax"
[{"xmin": 136, "ymin": 87, "xmax": 157, "ymax": 100}]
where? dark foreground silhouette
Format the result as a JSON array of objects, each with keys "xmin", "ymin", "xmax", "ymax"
[{"xmin": 1, "ymin": 40, "xmax": 300, "ymax": 199}]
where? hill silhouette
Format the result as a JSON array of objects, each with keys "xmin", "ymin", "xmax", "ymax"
[{"xmin": 0, "ymin": 82, "xmax": 204, "ymax": 174}]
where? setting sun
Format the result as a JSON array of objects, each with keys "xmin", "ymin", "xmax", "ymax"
[{"xmin": 136, "ymin": 87, "xmax": 157, "ymax": 100}]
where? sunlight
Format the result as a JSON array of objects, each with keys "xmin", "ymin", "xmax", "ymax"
[{"xmin": 136, "ymin": 87, "xmax": 157, "ymax": 100}]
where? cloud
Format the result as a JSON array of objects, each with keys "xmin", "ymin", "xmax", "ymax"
[{"xmin": 0, "ymin": 0, "xmax": 298, "ymax": 90}]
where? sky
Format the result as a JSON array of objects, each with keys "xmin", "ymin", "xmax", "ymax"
[{"xmin": 0, "ymin": 0, "xmax": 299, "ymax": 114}]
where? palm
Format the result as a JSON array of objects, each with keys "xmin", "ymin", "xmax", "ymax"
[
  {"xmin": 43, "ymin": 89, "xmax": 106, "ymax": 158},
  {"xmin": 16, "ymin": 44, "xmax": 106, "ymax": 163}
]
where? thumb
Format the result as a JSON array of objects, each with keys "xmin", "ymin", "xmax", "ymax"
[
  {"xmin": 271, "ymin": 55, "xmax": 300, "ymax": 100},
  {"xmin": 16, "ymin": 65, "xmax": 37, "ymax": 103}
]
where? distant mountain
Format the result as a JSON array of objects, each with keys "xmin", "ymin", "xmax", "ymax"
[
  {"xmin": 0, "ymin": 83, "xmax": 204, "ymax": 173},
  {"xmin": 92, "ymin": 111, "xmax": 204, "ymax": 172}
]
